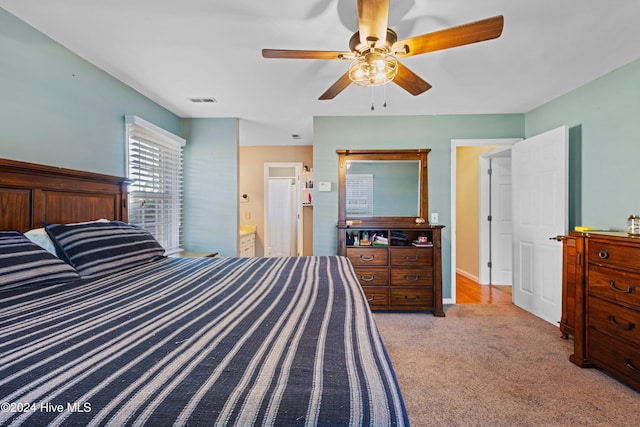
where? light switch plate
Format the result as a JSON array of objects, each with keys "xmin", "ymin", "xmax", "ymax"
[
  {"xmin": 431, "ymin": 213, "xmax": 439, "ymax": 224},
  {"xmin": 318, "ymin": 182, "xmax": 331, "ymax": 192}
]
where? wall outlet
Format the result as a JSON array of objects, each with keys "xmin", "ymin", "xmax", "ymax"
[{"xmin": 430, "ymin": 213, "xmax": 439, "ymax": 224}]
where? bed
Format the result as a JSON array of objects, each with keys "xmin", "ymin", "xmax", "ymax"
[{"xmin": 0, "ymin": 159, "xmax": 409, "ymax": 426}]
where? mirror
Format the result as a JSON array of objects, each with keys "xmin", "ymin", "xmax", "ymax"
[
  {"xmin": 345, "ymin": 160, "xmax": 420, "ymax": 217},
  {"xmin": 337, "ymin": 149, "xmax": 430, "ymax": 226}
]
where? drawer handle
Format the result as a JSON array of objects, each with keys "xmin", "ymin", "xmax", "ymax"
[
  {"xmin": 360, "ymin": 275, "xmax": 375, "ymax": 282},
  {"xmin": 404, "ymin": 295, "xmax": 420, "ymax": 302},
  {"xmin": 608, "ymin": 315, "xmax": 636, "ymax": 331},
  {"xmin": 404, "ymin": 255, "xmax": 419, "ymax": 262},
  {"xmin": 367, "ymin": 295, "xmax": 375, "ymax": 302},
  {"xmin": 609, "ymin": 280, "xmax": 636, "ymax": 294},
  {"xmin": 404, "ymin": 275, "xmax": 420, "ymax": 282},
  {"xmin": 624, "ymin": 357, "xmax": 640, "ymax": 375},
  {"xmin": 598, "ymin": 249, "xmax": 609, "ymax": 259},
  {"xmin": 360, "ymin": 254, "xmax": 375, "ymax": 262}
]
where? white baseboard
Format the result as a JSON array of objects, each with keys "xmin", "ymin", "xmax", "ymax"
[{"xmin": 455, "ymin": 268, "xmax": 482, "ymax": 284}]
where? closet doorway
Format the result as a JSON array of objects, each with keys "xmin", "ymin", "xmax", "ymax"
[{"xmin": 264, "ymin": 163, "xmax": 302, "ymax": 257}]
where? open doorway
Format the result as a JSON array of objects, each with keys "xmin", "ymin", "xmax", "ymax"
[
  {"xmin": 451, "ymin": 128, "xmax": 568, "ymax": 326},
  {"xmin": 264, "ymin": 162, "xmax": 302, "ymax": 257},
  {"xmin": 450, "ymin": 139, "xmax": 520, "ymax": 304}
]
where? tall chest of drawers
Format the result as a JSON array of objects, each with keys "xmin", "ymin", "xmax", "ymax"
[
  {"xmin": 338, "ymin": 225, "xmax": 445, "ymax": 316},
  {"xmin": 576, "ymin": 232, "xmax": 640, "ymax": 390}
]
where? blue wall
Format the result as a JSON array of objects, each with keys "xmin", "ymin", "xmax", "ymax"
[
  {"xmin": 181, "ymin": 118, "xmax": 239, "ymax": 256},
  {"xmin": 525, "ymin": 59, "xmax": 640, "ymax": 231},
  {"xmin": 312, "ymin": 114, "xmax": 524, "ymax": 298},
  {"xmin": 0, "ymin": 9, "xmax": 180, "ymax": 177},
  {"xmin": 0, "ymin": 9, "xmax": 240, "ymax": 256}
]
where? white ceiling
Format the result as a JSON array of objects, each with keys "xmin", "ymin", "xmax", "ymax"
[{"xmin": 3, "ymin": 0, "xmax": 640, "ymax": 145}]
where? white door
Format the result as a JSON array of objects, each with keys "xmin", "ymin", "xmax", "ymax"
[
  {"xmin": 264, "ymin": 163, "xmax": 302, "ymax": 257},
  {"xmin": 489, "ymin": 155, "xmax": 513, "ymax": 286},
  {"xmin": 512, "ymin": 126, "xmax": 568, "ymax": 325}
]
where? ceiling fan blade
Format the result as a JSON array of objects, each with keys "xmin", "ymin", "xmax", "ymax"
[
  {"xmin": 357, "ymin": 0, "xmax": 390, "ymax": 46},
  {"xmin": 395, "ymin": 15, "xmax": 504, "ymax": 57},
  {"xmin": 262, "ymin": 49, "xmax": 350, "ymax": 60},
  {"xmin": 319, "ymin": 72, "xmax": 352, "ymax": 100},
  {"xmin": 393, "ymin": 62, "xmax": 432, "ymax": 96}
]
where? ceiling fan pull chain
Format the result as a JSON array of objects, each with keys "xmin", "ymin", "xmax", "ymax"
[
  {"xmin": 371, "ymin": 86, "xmax": 375, "ymax": 111},
  {"xmin": 383, "ymin": 84, "xmax": 388, "ymax": 108}
]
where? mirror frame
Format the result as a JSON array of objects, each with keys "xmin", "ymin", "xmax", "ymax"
[{"xmin": 337, "ymin": 149, "xmax": 430, "ymax": 227}]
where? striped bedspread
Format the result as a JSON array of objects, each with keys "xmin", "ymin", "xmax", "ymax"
[{"xmin": 0, "ymin": 256, "xmax": 408, "ymax": 426}]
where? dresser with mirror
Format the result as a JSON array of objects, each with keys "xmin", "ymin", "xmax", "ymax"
[{"xmin": 336, "ymin": 149, "xmax": 445, "ymax": 316}]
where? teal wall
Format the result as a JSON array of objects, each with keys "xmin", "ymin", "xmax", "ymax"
[
  {"xmin": 0, "ymin": 9, "xmax": 180, "ymax": 177},
  {"xmin": 525, "ymin": 58, "xmax": 640, "ymax": 231},
  {"xmin": 0, "ymin": 9, "xmax": 240, "ymax": 257},
  {"xmin": 312, "ymin": 114, "xmax": 524, "ymax": 298},
  {"xmin": 181, "ymin": 118, "xmax": 239, "ymax": 256}
]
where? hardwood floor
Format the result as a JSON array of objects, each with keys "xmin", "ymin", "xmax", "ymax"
[{"xmin": 456, "ymin": 273, "xmax": 513, "ymax": 304}]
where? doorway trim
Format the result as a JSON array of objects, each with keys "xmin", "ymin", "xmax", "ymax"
[{"xmin": 450, "ymin": 138, "xmax": 521, "ymax": 304}]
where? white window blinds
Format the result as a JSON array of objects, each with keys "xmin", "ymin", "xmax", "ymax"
[
  {"xmin": 125, "ymin": 115, "xmax": 186, "ymax": 255},
  {"xmin": 346, "ymin": 174, "xmax": 374, "ymax": 216}
]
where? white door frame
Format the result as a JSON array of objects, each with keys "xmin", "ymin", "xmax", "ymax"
[
  {"xmin": 450, "ymin": 139, "xmax": 521, "ymax": 304},
  {"xmin": 264, "ymin": 162, "xmax": 303, "ymax": 256}
]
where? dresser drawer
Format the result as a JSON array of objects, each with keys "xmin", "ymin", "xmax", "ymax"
[
  {"xmin": 588, "ymin": 327, "xmax": 640, "ymax": 390},
  {"xmin": 588, "ymin": 296, "xmax": 640, "ymax": 346},
  {"xmin": 390, "ymin": 247, "xmax": 432, "ymax": 267},
  {"xmin": 390, "ymin": 268, "xmax": 433, "ymax": 286},
  {"xmin": 390, "ymin": 287, "xmax": 434, "ymax": 307},
  {"xmin": 588, "ymin": 240, "xmax": 640, "ymax": 270},
  {"xmin": 589, "ymin": 265, "xmax": 640, "ymax": 307},
  {"xmin": 346, "ymin": 247, "xmax": 388, "ymax": 266},
  {"xmin": 353, "ymin": 267, "xmax": 388, "ymax": 286},
  {"xmin": 361, "ymin": 286, "xmax": 389, "ymax": 307}
]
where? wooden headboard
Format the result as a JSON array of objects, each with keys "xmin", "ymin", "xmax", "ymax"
[{"xmin": 0, "ymin": 158, "xmax": 130, "ymax": 232}]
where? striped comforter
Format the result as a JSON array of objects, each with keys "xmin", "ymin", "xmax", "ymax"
[{"xmin": 0, "ymin": 256, "xmax": 408, "ymax": 426}]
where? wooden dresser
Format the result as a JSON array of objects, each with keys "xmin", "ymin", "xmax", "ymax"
[
  {"xmin": 558, "ymin": 232, "xmax": 585, "ymax": 339},
  {"xmin": 338, "ymin": 225, "xmax": 445, "ymax": 316},
  {"xmin": 568, "ymin": 232, "xmax": 640, "ymax": 390}
]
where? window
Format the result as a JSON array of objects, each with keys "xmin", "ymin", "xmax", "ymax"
[{"xmin": 125, "ymin": 115, "xmax": 185, "ymax": 255}]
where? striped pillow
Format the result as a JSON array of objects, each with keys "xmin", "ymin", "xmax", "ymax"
[
  {"xmin": 44, "ymin": 221, "xmax": 165, "ymax": 277},
  {"xmin": 0, "ymin": 231, "xmax": 81, "ymax": 291}
]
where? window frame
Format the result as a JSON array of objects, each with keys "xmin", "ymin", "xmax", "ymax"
[{"xmin": 124, "ymin": 115, "xmax": 186, "ymax": 255}]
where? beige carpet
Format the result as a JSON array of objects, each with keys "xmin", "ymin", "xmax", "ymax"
[{"xmin": 374, "ymin": 304, "xmax": 639, "ymax": 427}]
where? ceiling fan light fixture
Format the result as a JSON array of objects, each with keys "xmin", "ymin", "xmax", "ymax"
[{"xmin": 348, "ymin": 51, "xmax": 398, "ymax": 87}]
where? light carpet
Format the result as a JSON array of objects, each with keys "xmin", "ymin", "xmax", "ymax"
[{"xmin": 374, "ymin": 304, "xmax": 639, "ymax": 427}]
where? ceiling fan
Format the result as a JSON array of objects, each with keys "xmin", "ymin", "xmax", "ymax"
[{"xmin": 262, "ymin": 0, "xmax": 504, "ymax": 100}]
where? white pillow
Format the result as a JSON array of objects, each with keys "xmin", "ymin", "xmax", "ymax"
[
  {"xmin": 25, "ymin": 219, "xmax": 110, "ymax": 255},
  {"xmin": 24, "ymin": 228, "xmax": 56, "ymax": 254}
]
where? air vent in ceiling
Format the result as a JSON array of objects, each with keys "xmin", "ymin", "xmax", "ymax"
[{"xmin": 189, "ymin": 97, "xmax": 217, "ymax": 103}]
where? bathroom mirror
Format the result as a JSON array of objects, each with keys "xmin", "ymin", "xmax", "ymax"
[{"xmin": 337, "ymin": 149, "xmax": 430, "ymax": 226}]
